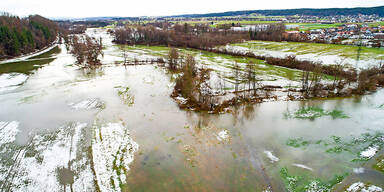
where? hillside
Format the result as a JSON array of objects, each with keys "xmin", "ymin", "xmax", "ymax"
[
  {"xmin": 170, "ymin": 6, "xmax": 384, "ymax": 18},
  {"xmin": 0, "ymin": 14, "xmax": 58, "ymax": 59}
]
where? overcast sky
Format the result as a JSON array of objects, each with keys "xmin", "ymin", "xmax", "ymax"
[{"xmin": 1, "ymin": 0, "xmax": 384, "ymax": 18}]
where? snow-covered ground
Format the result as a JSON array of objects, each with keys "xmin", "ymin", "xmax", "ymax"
[
  {"xmin": 360, "ymin": 146, "xmax": 379, "ymax": 159},
  {"xmin": 0, "ymin": 73, "xmax": 28, "ymax": 92},
  {"xmin": 0, "ymin": 121, "xmax": 20, "ymax": 145},
  {"xmin": 92, "ymin": 123, "xmax": 139, "ymax": 192},
  {"xmin": 224, "ymin": 44, "xmax": 383, "ymax": 70},
  {"xmin": 0, "ymin": 122, "xmax": 138, "ymax": 192},
  {"xmin": 68, "ymin": 98, "xmax": 105, "ymax": 110}
]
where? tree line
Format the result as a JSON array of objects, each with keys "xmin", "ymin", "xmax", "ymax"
[
  {"xmin": 0, "ymin": 13, "xmax": 59, "ymax": 59},
  {"xmin": 113, "ymin": 23, "xmax": 249, "ymax": 49}
]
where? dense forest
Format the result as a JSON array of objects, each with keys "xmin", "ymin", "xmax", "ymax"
[
  {"xmin": 171, "ymin": 6, "xmax": 384, "ymax": 17},
  {"xmin": 0, "ymin": 14, "xmax": 58, "ymax": 59}
]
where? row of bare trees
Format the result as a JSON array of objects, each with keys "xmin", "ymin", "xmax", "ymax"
[
  {"xmin": 113, "ymin": 24, "xmax": 249, "ymax": 49},
  {"xmin": 249, "ymin": 24, "xmax": 286, "ymax": 42}
]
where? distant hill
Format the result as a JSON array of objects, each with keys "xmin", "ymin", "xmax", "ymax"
[{"xmin": 170, "ymin": 6, "xmax": 384, "ymax": 18}]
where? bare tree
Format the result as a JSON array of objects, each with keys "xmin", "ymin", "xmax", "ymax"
[
  {"xmin": 286, "ymin": 71, "xmax": 295, "ymax": 98},
  {"xmin": 245, "ymin": 61, "xmax": 259, "ymax": 96},
  {"xmin": 168, "ymin": 47, "xmax": 179, "ymax": 70},
  {"xmin": 232, "ymin": 62, "xmax": 241, "ymax": 95},
  {"xmin": 309, "ymin": 64, "xmax": 323, "ymax": 96},
  {"xmin": 121, "ymin": 45, "xmax": 128, "ymax": 66}
]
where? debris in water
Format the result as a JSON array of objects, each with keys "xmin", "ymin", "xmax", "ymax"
[
  {"xmin": 217, "ymin": 130, "xmax": 229, "ymax": 142},
  {"xmin": 264, "ymin": 151, "xmax": 279, "ymax": 163},
  {"xmin": 292, "ymin": 163, "xmax": 313, "ymax": 171}
]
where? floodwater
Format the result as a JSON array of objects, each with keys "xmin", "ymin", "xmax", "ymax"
[{"xmin": 0, "ymin": 28, "xmax": 383, "ymax": 192}]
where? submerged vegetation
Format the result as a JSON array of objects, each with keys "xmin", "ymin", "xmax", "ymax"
[
  {"xmin": 116, "ymin": 86, "xmax": 135, "ymax": 106},
  {"xmin": 284, "ymin": 106, "xmax": 349, "ymax": 120},
  {"xmin": 280, "ymin": 167, "xmax": 347, "ymax": 192},
  {"xmin": 374, "ymin": 156, "xmax": 384, "ymax": 173},
  {"xmin": 286, "ymin": 132, "xmax": 384, "ymax": 161}
]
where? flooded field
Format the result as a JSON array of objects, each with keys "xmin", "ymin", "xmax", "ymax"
[
  {"xmin": 0, "ymin": 28, "xmax": 384, "ymax": 191},
  {"xmin": 228, "ymin": 41, "xmax": 384, "ymax": 69}
]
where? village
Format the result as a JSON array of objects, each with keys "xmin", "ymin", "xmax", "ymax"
[{"xmin": 285, "ymin": 22, "xmax": 384, "ymax": 47}]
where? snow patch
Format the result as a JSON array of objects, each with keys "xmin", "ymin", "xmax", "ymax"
[
  {"xmin": 175, "ymin": 96, "xmax": 188, "ymax": 105},
  {"xmin": 217, "ymin": 130, "xmax": 229, "ymax": 142},
  {"xmin": 0, "ymin": 121, "xmax": 19, "ymax": 145},
  {"xmin": 264, "ymin": 150, "xmax": 279, "ymax": 163},
  {"xmin": 306, "ymin": 180, "xmax": 328, "ymax": 192},
  {"xmin": 8, "ymin": 122, "xmax": 94, "ymax": 192},
  {"xmin": 353, "ymin": 167, "xmax": 365, "ymax": 174},
  {"xmin": 68, "ymin": 98, "xmax": 105, "ymax": 110},
  {"xmin": 92, "ymin": 123, "xmax": 139, "ymax": 192},
  {"xmin": 0, "ymin": 73, "xmax": 28, "ymax": 92},
  {"xmin": 346, "ymin": 182, "xmax": 383, "ymax": 192},
  {"xmin": 360, "ymin": 146, "xmax": 379, "ymax": 159}
]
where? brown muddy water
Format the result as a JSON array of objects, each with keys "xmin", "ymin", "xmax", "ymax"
[{"xmin": 0, "ymin": 28, "xmax": 383, "ymax": 192}]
